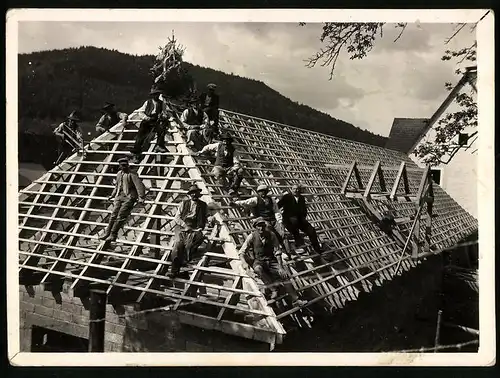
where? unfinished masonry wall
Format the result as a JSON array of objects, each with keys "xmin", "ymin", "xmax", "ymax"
[
  {"xmin": 19, "ymin": 284, "xmax": 268, "ymax": 352},
  {"xmin": 20, "ymin": 254, "xmax": 447, "ymax": 353}
]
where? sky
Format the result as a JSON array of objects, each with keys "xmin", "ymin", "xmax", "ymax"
[{"xmin": 17, "ymin": 21, "xmax": 476, "ymax": 137}]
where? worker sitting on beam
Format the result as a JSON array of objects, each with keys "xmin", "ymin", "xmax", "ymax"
[
  {"xmin": 95, "ymin": 102, "xmax": 128, "ymax": 135},
  {"xmin": 278, "ymin": 183, "xmax": 323, "ymax": 252},
  {"xmin": 198, "ymin": 83, "xmax": 220, "ymax": 139},
  {"xmin": 100, "ymin": 157, "xmax": 146, "ymax": 242},
  {"xmin": 230, "ymin": 184, "xmax": 291, "ymax": 256},
  {"xmin": 167, "ymin": 184, "xmax": 217, "ymax": 278},
  {"xmin": 179, "ymin": 99, "xmax": 210, "ymax": 150},
  {"xmin": 194, "ymin": 132, "xmax": 244, "ymax": 196},
  {"xmin": 239, "ymin": 217, "xmax": 307, "ymax": 306},
  {"xmin": 129, "ymin": 88, "xmax": 171, "ymax": 163}
]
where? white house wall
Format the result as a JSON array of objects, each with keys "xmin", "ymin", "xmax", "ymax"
[{"xmin": 410, "ymin": 86, "xmax": 478, "ymax": 219}]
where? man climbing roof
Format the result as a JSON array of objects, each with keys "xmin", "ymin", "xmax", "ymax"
[
  {"xmin": 53, "ymin": 111, "xmax": 84, "ymax": 164},
  {"xmin": 100, "ymin": 157, "xmax": 146, "ymax": 243},
  {"xmin": 95, "ymin": 102, "xmax": 128, "ymax": 135},
  {"xmin": 239, "ymin": 217, "xmax": 307, "ymax": 306},
  {"xmin": 195, "ymin": 132, "xmax": 244, "ymax": 196}
]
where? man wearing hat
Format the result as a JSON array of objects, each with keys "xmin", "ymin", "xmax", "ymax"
[
  {"xmin": 130, "ymin": 88, "xmax": 171, "ymax": 163},
  {"xmin": 53, "ymin": 111, "xmax": 84, "ymax": 162},
  {"xmin": 239, "ymin": 217, "xmax": 307, "ymax": 306},
  {"xmin": 195, "ymin": 132, "xmax": 244, "ymax": 195},
  {"xmin": 100, "ymin": 157, "xmax": 146, "ymax": 242},
  {"xmin": 168, "ymin": 183, "xmax": 215, "ymax": 277},
  {"xmin": 198, "ymin": 83, "xmax": 220, "ymax": 136},
  {"xmin": 95, "ymin": 102, "xmax": 128, "ymax": 135},
  {"xmin": 180, "ymin": 99, "xmax": 210, "ymax": 150},
  {"xmin": 278, "ymin": 183, "xmax": 323, "ymax": 252},
  {"xmin": 230, "ymin": 184, "xmax": 289, "ymax": 254}
]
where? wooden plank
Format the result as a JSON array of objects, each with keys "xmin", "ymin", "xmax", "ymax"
[{"xmin": 363, "ymin": 161, "xmax": 381, "ymax": 198}]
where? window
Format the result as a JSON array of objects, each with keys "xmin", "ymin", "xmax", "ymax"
[
  {"xmin": 31, "ymin": 326, "xmax": 88, "ymax": 352},
  {"xmin": 431, "ymin": 168, "xmax": 442, "ymax": 186},
  {"xmin": 458, "ymin": 133, "xmax": 469, "ymax": 146}
]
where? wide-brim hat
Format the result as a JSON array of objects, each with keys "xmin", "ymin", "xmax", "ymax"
[
  {"xmin": 187, "ymin": 184, "xmax": 202, "ymax": 194},
  {"xmin": 252, "ymin": 217, "xmax": 267, "ymax": 227},
  {"xmin": 117, "ymin": 157, "xmax": 129, "ymax": 164},
  {"xmin": 256, "ymin": 184, "xmax": 269, "ymax": 193},
  {"xmin": 207, "ymin": 83, "xmax": 217, "ymax": 89},
  {"xmin": 102, "ymin": 102, "xmax": 115, "ymax": 111},
  {"xmin": 67, "ymin": 111, "xmax": 81, "ymax": 122},
  {"xmin": 220, "ymin": 132, "xmax": 233, "ymax": 141},
  {"xmin": 149, "ymin": 88, "xmax": 163, "ymax": 96}
]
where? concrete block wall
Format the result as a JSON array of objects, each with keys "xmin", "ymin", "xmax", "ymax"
[{"xmin": 19, "ymin": 283, "xmax": 268, "ymax": 352}]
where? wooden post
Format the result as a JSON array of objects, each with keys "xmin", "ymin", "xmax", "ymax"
[
  {"xmin": 88, "ymin": 287, "xmax": 107, "ymax": 352},
  {"xmin": 434, "ymin": 310, "xmax": 443, "ymax": 353}
]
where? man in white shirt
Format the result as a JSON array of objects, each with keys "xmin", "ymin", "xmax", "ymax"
[{"xmin": 180, "ymin": 100, "xmax": 209, "ymax": 150}]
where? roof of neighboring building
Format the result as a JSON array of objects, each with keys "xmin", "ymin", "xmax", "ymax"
[
  {"xmin": 385, "ymin": 118, "xmax": 430, "ymax": 154},
  {"xmin": 18, "ymin": 162, "xmax": 46, "ymax": 187}
]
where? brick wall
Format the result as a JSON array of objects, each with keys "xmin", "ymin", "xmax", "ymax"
[{"xmin": 19, "ymin": 255, "xmax": 453, "ymax": 352}]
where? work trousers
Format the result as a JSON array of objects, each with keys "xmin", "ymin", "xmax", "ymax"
[
  {"xmin": 131, "ymin": 119, "xmax": 166, "ymax": 155},
  {"xmin": 170, "ymin": 229, "xmax": 205, "ymax": 274},
  {"xmin": 212, "ymin": 166, "xmax": 244, "ymax": 192},
  {"xmin": 283, "ymin": 216, "xmax": 322, "ymax": 252},
  {"xmin": 103, "ymin": 197, "xmax": 136, "ymax": 238},
  {"xmin": 252, "ymin": 258, "xmax": 298, "ymax": 300},
  {"xmin": 265, "ymin": 220, "xmax": 291, "ymax": 255}
]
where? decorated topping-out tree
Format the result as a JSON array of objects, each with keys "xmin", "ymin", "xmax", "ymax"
[{"xmin": 150, "ymin": 31, "xmax": 197, "ymax": 104}]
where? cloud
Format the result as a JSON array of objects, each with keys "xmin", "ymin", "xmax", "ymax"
[{"xmin": 17, "ymin": 21, "xmax": 474, "ymax": 137}]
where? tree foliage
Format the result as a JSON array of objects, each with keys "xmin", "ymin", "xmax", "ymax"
[{"xmin": 304, "ymin": 14, "xmax": 488, "ymax": 165}]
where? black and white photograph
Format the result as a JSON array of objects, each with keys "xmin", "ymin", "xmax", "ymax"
[{"xmin": 6, "ymin": 9, "xmax": 495, "ymax": 365}]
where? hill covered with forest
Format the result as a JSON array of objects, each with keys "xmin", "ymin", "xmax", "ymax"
[{"xmin": 18, "ymin": 46, "xmax": 387, "ymax": 169}]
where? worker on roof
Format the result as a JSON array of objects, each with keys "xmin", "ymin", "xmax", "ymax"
[
  {"xmin": 53, "ymin": 111, "xmax": 84, "ymax": 163},
  {"xmin": 179, "ymin": 99, "xmax": 210, "ymax": 151},
  {"xmin": 168, "ymin": 184, "xmax": 217, "ymax": 278},
  {"xmin": 95, "ymin": 102, "xmax": 128, "ymax": 135},
  {"xmin": 230, "ymin": 184, "xmax": 290, "ymax": 256},
  {"xmin": 198, "ymin": 83, "xmax": 220, "ymax": 137},
  {"xmin": 195, "ymin": 132, "xmax": 244, "ymax": 196},
  {"xmin": 278, "ymin": 183, "xmax": 323, "ymax": 252},
  {"xmin": 129, "ymin": 88, "xmax": 171, "ymax": 163},
  {"xmin": 100, "ymin": 157, "xmax": 146, "ymax": 243},
  {"xmin": 239, "ymin": 217, "xmax": 307, "ymax": 306}
]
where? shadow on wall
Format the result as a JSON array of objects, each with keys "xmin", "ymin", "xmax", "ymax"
[{"xmin": 121, "ymin": 308, "xmax": 269, "ymax": 352}]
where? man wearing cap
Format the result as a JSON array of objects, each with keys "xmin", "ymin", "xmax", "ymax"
[
  {"xmin": 180, "ymin": 100, "xmax": 210, "ymax": 150},
  {"xmin": 54, "ymin": 111, "xmax": 84, "ymax": 162},
  {"xmin": 130, "ymin": 88, "xmax": 171, "ymax": 162},
  {"xmin": 100, "ymin": 157, "xmax": 146, "ymax": 242},
  {"xmin": 195, "ymin": 132, "xmax": 244, "ymax": 195},
  {"xmin": 278, "ymin": 184, "xmax": 323, "ymax": 252},
  {"xmin": 168, "ymin": 184, "xmax": 215, "ymax": 277},
  {"xmin": 95, "ymin": 102, "xmax": 128, "ymax": 135},
  {"xmin": 230, "ymin": 184, "xmax": 289, "ymax": 254},
  {"xmin": 239, "ymin": 217, "xmax": 307, "ymax": 306},
  {"xmin": 199, "ymin": 83, "xmax": 220, "ymax": 136}
]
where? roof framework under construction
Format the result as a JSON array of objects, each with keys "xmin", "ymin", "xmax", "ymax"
[{"xmin": 18, "ymin": 106, "xmax": 478, "ymax": 348}]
